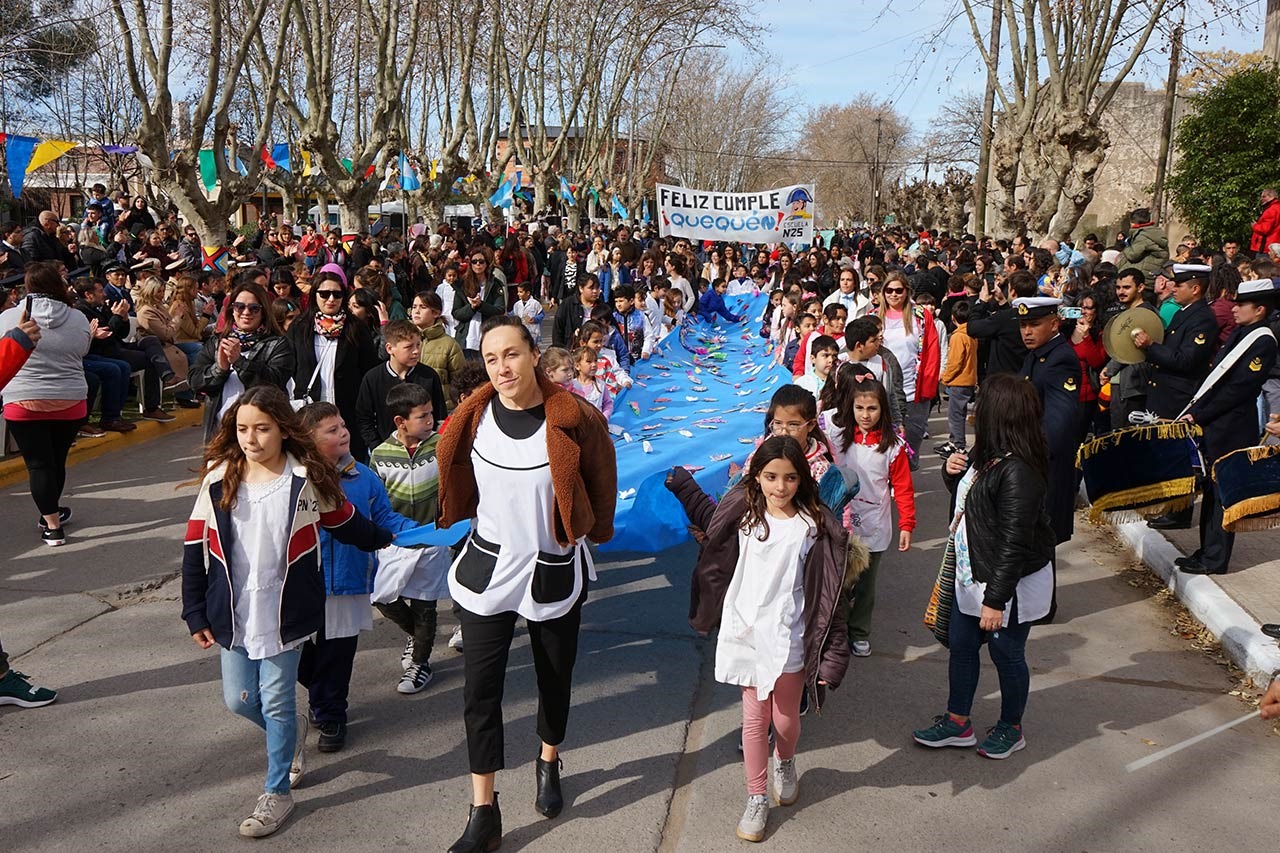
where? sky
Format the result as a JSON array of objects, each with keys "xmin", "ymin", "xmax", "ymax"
[{"xmin": 748, "ymin": 0, "xmax": 1268, "ymax": 133}]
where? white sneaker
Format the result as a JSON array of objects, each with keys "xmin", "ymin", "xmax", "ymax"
[
  {"xmin": 735, "ymin": 794, "xmax": 769, "ymax": 842},
  {"xmin": 289, "ymin": 713, "xmax": 307, "ymax": 788},
  {"xmin": 771, "ymin": 756, "xmax": 798, "ymax": 806},
  {"xmin": 851, "ymin": 640, "xmax": 871, "ymax": 657},
  {"xmin": 397, "ymin": 662, "xmax": 433, "ymax": 694},
  {"xmin": 400, "ymin": 637, "xmax": 415, "ymax": 670},
  {"xmin": 239, "ymin": 792, "xmax": 295, "ymax": 838},
  {"xmin": 448, "ymin": 627, "xmax": 464, "ymax": 652}
]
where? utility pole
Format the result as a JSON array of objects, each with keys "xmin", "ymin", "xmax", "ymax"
[
  {"xmin": 972, "ymin": 0, "xmax": 1003, "ymax": 236},
  {"xmin": 1152, "ymin": 17, "xmax": 1183, "ymax": 219},
  {"xmin": 871, "ymin": 115, "xmax": 883, "ymax": 227}
]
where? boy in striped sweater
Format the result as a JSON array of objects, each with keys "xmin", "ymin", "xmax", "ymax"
[{"xmin": 368, "ymin": 383, "xmax": 451, "ymax": 692}]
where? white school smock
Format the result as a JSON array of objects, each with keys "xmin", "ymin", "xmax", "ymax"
[
  {"xmin": 715, "ymin": 513, "xmax": 815, "ymax": 700},
  {"xmin": 823, "ymin": 414, "xmax": 902, "ymax": 553},
  {"xmin": 881, "ymin": 310, "xmax": 920, "ymax": 399},
  {"xmin": 228, "ymin": 470, "xmax": 309, "ymax": 659},
  {"xmin": 447, "ymin": 405, "xmax": 590, "ymax": 621}
]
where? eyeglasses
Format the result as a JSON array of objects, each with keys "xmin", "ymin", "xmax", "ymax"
[
  {"xmin": 770, "ymin": 419, "xmax": 810, "ymax": 433},
  {"xmin": 231, "ymin": 302, "xmax": 263, "ymax": 314},
  {"xmin": 316, "ymin": 290, "xmax": 344, "ymax": 300}
]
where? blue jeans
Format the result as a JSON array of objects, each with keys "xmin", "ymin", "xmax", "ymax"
[
  {"xmin": 946, "ymin": 610, "xmax": 1032, "ymax": 726},
  {"xmin": 83, "ymin": 355, "xmax": 131, "ymax": 421},
  {"xmin": 220, "ymin": 646, "xmax": 301, "ymax": 795}
]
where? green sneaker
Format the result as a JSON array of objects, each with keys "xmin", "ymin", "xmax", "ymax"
[
  {"xmin": 0, "ymin": 669, "xmax": 58, "ymax": 708},
  {"xmin": 977, "ymin": 721, "xmax": 1026, "ymax": 759},
  {"xmin": 912, "ymin": 713, "xmax": 977, "ymax": 748}
]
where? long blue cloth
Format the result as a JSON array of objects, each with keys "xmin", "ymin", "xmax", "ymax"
[{"xmin": 601, "ymin": 293, "xmax": 792, "ymax": 552}]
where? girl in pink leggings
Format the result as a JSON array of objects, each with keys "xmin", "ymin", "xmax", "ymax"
[{"xmin": 674, "ymin": 435, "xmax": 850, "ymax": 842}]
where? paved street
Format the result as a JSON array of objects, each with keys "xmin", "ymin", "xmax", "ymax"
[{"xmin": 1, "ymin": 417, "xmax": 1274, "ymax": 852}]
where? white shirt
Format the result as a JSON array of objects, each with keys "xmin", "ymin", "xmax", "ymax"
[
  {"xmin": 229, "ymin": 470, "xmax": 308, "ymax": 659},
  {"xmin": 513, "ymin": 296, "xmax": 543, "ymax": 346},
  {"xmin": 715, "ymin": 513, "xmax": 815, "ymax": 699},
  {"xmin": 448, "ymin": 404, "xmax": 592, "ymax": 621},
  {"xmin": 823, "ymin": 288, "xmax": 872, "ymax": 319},
  {"xmin": 670, "ymin": 275, "xmax": 695, "ymax": 310},
  {"xmin": 822, "ymin": 412, "xmax": 903, "ymax": 552},
  {"xmin": 881, "ymin": 311, "xmax": 920, "ymax": 399},
  {"xmin": 324, "ymin": 595, "xmax": 372, "ymax": 639},
  {"xmin": 726, "ymin": 276, "xmax": 756, "ymax": 296},
  {"xmin": 437, "ymin": 281, "xmax": 458, "ymax": 336},
  {"xmin": 313, "ymin": 336, "xmax": 338, "ymax": 403},
  {"xmin": 218, "ymin": 368, "xmax": 246, "ymax": 419}
]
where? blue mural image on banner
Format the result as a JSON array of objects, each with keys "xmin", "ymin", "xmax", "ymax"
[{"xmin": 600, "ymin": 292, "xmax": 790, "ymax": 553}]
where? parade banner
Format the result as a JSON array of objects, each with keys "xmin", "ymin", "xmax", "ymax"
[{"xmin": 656, "ymin": 183, "xmax": 814, "ymax": 244}]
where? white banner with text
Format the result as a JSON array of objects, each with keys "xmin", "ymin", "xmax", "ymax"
[{"xmin": 656, "ymin": 183, "xmax": 815, "ymax": 244}]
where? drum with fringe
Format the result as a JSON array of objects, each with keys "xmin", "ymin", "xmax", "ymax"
[
  {"xmin": 1076, "ymin": 421, "xmax": 1203, "ymax": 523},
  {"xmin": 1212, "ymin": 444, "xmax": 1280, "ymax": 533}
]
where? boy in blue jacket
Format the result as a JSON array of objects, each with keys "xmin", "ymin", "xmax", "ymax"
[
  {"xmin": 296, "ymin": 402, "xmax": 416, "ymax": 754},
  {"xmin": 698, "ymin": 277, "xmax": 742, "ymax": 324}
]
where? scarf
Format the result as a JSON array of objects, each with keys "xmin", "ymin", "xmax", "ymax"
[
  {"xmin": 315, "ymin": 310, "xmax": 346, "ymax": 340},
  {"xmin": 227, "ymin": 326, "xmax": 267, "ymax": 349}
]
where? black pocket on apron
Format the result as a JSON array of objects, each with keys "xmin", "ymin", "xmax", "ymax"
[
  {"xmin": 531, "ymin": 548, "xmax": 577, "ymax": 604},
  {"xmin": 455, "ymin": 533, "xmax": 501, "ymax": 594}
]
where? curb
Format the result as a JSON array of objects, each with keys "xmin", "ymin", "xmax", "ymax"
[
  {"xmin": 1114, "ymin": 519, "xmax": 1280, "ymax": 683},
  {"xmin": 0, "ymin": 406, "xmax": 203, "ymax": 490}
]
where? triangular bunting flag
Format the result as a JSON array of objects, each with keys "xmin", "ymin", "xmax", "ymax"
[{"xmin": 4, "ymin": 135, "xmax": 38, "ymax": 197}]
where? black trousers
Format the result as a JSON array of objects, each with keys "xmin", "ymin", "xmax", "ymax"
[
  {"xmin": 1197, "ymin": 475, "xmax": 1234, "ymax": 572},
  {"xmin": 297, "ymin": 627, "xmax": 359, "ymax": 724},
  {"xmin": 374, "ymin": 597, "xmax": 437, "ymax": 664},
  {"xmin": 6, "ymin": 419, "xmax": 81, "ymax": 515},
  {"xmin": 457, "ymin": 597, "xmax": 584, "ymax": 774}
]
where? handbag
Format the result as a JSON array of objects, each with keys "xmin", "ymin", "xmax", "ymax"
[{"xmin": 923, "ymin": 537, "xmax": 957, "ymax": 648}]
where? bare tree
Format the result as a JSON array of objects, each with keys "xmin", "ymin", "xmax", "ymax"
[
  {"xmin": 108, "ymin": 0, "xmax": 293, "ymax": 243},
  {"xmin": 960, "ymin": 0, "xmax": 1170, "ymax": 238}
]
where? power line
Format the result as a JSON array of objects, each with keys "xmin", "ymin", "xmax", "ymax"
[{"xmin": 663, "ymin": 143, "xmax": 934, "ymax": 167}]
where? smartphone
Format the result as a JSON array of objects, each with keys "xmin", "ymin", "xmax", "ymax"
[
  {"xmin": 24, "ymin": 295, "xmax": 32, "ymax": 317},
  {"xmin": 1059, "ymin": 306, "xmax": 1083, "ymax": 320}
]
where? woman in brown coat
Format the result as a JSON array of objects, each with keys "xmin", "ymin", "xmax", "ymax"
[
  {"xmin": 436, "ymin": 314, "xmax": 616, "ymax": 853},
  {"xmin": 135, "ymin": 276, "xmax": 197, "ymax": 407}
]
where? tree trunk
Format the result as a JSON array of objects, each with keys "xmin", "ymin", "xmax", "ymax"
[
  {"xmin": 534, "ymin": 178, "xmax": 549, "ymax": 214},
  {"xmin": 338, "ymin": 199, "xmax": 368, "ymax": 234},
  {"xmin": 566, "ymin": 207, "xmax": 581, "ymax": 231}
]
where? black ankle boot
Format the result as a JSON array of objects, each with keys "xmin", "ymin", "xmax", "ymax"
[
  {"xmin": 447, "ymin": 791, "xmax": 502, "ymax": 853},
  {"xmin": 535, "ymin": 756, "xmax": 563, "ymax": 818}
]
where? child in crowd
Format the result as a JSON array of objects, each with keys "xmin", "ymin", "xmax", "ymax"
[
  {"xmin": 437, "ymin": 360, "xmax": 490, "ymax": 436},
  {"xmin": 795, "ymin": 335, "xmax": 839, "ymax": 399},
  {"xmin": 726, "ymin": 263, "xmax": 756, "ymax": 296},
  {"xmin": 181, "ymin": 385, "xmax": 392, "ymax": 838},
  {"xmin": 368, "ymin": 384, "xmax": 452, "ymax": 691},
  {"xmin": 297, "ymin": 402, "xmax": 417, "ymax": 745},
  {"xmin": 354, "ymin": 319, "xmax": 447, "ymax": 452},
  {"xmin": 819, "ymin": 370, "xmax": 914, "ymax": 658},
  {"xmin": 759, "ymin": 288, "xmax": 784, "ymax": 340},
  {"xmin": 698, "ymin": 277, "xmax": 743, "ymax": 324},
  {"xmin": 822, "ymin": 304, "xmax": 849, "ymax": 357},
  {"xmin": 840, "ymin": 316, "xmax": 908, "ymax": 430},
  {"xmin": 770, "ymin": 292, "xmax": 800, "ymax": 362},
  {"xmin": 435, "ymin": 266, "xmax": 460, "ymax": 336},
  {"xmin": 411, "ymin": 291, "xmax": 465, "ymax": 406},
  {"xmin": 660, "ymin": 287, "xmax": 688, "ymax": 342},
  {"xmin": 612, "ymin": 283, "xmax": 652, "ymax": 364},
  {"xmin": 542, "ymin": 346, "xmax": 575, "ymax": 391},
  {"xmin": 572, "ymin": 344, "xmax": 613, "ymax": 420},
  {"xmin": 783, "ymin": 312, "xmax": 818, "ymax": 372},
  {"xmin": 644, "ymin": 277, "xmax": 670, "ymax": 333},
  {"xmin": 511, "ymin": 281, "xmax": 545, "ymax": 348},
  {"xmin": 940, "ymin": 299, "xmax": 977, "ymax": 450},
  {"xmin": 580, "ymin": 316, "xmax": 632, "ymax": 395},
  {"xmin": 676, "ymin": 436, "xmax": 850, "ymax": 842}
]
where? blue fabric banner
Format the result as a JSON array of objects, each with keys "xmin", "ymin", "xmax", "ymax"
[
  {"xmin": 5, "ymin": 135, "xmax": 39, "ymax": 198},
  {"xmin": 600, "ymin": 293, "xmax": 787, "ymax": 552}
]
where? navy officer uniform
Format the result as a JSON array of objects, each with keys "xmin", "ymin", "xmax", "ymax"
[
  {"xmin": 1018, "ymin": 297, "xmax": 1081, "ymax": 545},
  {"xmin": 1179, "ymin": 278, "xmax": 1279, "ymax": 575},
  {"xmin": 1139, "ymin": 264, "xmax": 1221, "ymax": 529}
]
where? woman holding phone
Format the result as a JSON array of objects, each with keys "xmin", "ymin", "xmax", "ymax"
[{"xmin": 0, "ymin": 262, "xmax": 92, "ymax": 546}]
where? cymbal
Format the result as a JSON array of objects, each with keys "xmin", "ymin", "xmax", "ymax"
[{"xmin": 1103, "ymin": 307, "xmax": 1164, "ymax": 364}]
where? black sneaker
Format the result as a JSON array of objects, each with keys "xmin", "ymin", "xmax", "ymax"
[
  {"xmin": 41, "ymin": 527, "xmax": 66, "ymax": 547},
  {"xmin": 37, "ymin": 507, "xmax": 73, "ymax": 529},
  {"xmin": 316, "ymin": 720, "xmax": 347, "ymax": 753}
]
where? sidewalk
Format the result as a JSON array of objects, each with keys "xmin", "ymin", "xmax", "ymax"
[
  {"xmin": 0, "ymin": 406, "xmax": 203, "ymax": 488},
  {"xmin": 1114, "ymin": 510, "xmax": 1280, "ymax": 684}
]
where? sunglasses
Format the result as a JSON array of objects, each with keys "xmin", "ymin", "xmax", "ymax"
[
  {"xmin": 232, "ymin": 302, "xmax": 263, "ymax": 314},
  {"xmin": 316, "ymin": 290, "xmax": 344, "ymax": 300},
  {"xmin": 470, "ymin": 258, "xmax": 486, "ymax": 265},
  {"xmin": 883, "ymin": 287, "xmax": 906, "ymax": 294}
]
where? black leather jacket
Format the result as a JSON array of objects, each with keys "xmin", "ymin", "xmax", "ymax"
[
  {"xmin": 190, "ymin": 333, "xmax": 296, "ymax": 441},
  {"xmin": 945, "ymin": 454, "xmax": 1057, "ymax": 620}
]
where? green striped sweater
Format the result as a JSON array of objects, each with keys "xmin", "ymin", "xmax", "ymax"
[{"xmin": 369, "ymin": 432, "xmax": 441, "ymax": 525}]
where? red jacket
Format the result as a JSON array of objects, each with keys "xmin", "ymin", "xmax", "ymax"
[
  {"xmin": 1250, "ymin": 198, "xmax": 1280, "ymax": 253},
  {"xmin": 1071, "ymin": 333, "xmax": 1108, "ymax": 401},
  {"xmin": 912, "ymin": 306, "xmax": 941, "ymax": 402},
  {"xmin": 0, "ymin": 326, "xmax": 37, "ymax": 390}
]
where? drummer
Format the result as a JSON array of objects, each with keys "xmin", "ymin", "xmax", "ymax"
[
  {"xmin": 1177, "ymin": 278, "xmax": 1279, "ymax": 575},
  {"xmin": 1016, "ymin": 296, "xmax": 1081, "ymax": 544},
  {"xmin": 1099, "ymin": 268, "xmax": 1158, "ymax": 431},
  {"xmin": 1132, "ymin": 263, "xmax": 1220, "ymax": 530}
]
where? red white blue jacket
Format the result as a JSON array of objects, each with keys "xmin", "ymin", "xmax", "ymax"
[{"xmin": 181, "ymin": 456, "xmax": 392, "ymax": 649}]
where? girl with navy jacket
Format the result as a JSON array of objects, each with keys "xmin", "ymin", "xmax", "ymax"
[
  {"xmin": 181, "ymin": 385, "xmax": 392, "ymax": 839},
  {"xmin": 296, "ymin": 402, "xmax": 418, "ymax": 752}
]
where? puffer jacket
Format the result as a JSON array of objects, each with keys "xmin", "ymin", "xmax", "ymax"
[
  {"xmin": 944, "ymin": 454, "xmax": 1056, "ymax": 622},
  {"xmin": 676, "ymin": 470, "xmax": 850, "ymax": 710},
  {"xmin": 1120, "ymin": 223, "xmax": 1169, "ymax": 284},
  {"xmin": 320, "ymin": 458, "xmax": 418, "ymax": 595}
]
